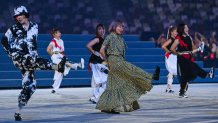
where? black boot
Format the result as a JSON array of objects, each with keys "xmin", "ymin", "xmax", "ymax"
[
  {"xmin": 152, "ymin": 66, "xmax": 160, "ymax": 81},
  {"xmin": 58, "ymin": 56, "xmax": 66, "ymax": 73},
  {"xmin": 1, "ymin": 36, "xmax": 10, "ymax": 51},
  {"xmin": 14, "ymin": 113, "xmax": 22, "ymax": 121}
]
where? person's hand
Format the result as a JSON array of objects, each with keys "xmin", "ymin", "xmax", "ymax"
[
  {"xmin": 177, "ymin": 52, "xmax": 183, "ymax": 55},
  {"xmin": 187, "ymin": 51, "xmax": 193, "ymax": 55},
  {"xmin": 93, "ymin": 51, "xmax": 101, "ymax": 56},
  {"xmin": 94, "ymin": 51, "xmax": 104, "ymax": 59},
  {"xmin": 96, "ymin": 83, "xmax": 102, "ymax": 87}
]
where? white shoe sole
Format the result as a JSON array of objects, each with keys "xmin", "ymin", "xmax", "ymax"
[{"xmin": 80, "ymin": 58, "xmax": 85, "ymax": 69}]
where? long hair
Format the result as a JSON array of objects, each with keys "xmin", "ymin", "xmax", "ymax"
[
  {"xmin": 95, "ymin": 24, "xmax": 105, "ymax": 36},
  {"xmin": 167, "ymin": 26, "xmax": 177, "ymax": 39},
  {"xmin": 177, "ymin": 23, "xmax": 186, "ymax": 36},
  {"xmin": 108, "ymin": 20, "xmax": 124, "ymax": 33}
]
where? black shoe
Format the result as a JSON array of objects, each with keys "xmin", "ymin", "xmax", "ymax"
[
  {"xmin": 58, "ymin": 56, "xmax": 66, "ymax": 73},
  {"xmin": 51, "ymin": 90, "xmax": 56, "ymax": 94},
  {"xmin": 179, "ymin": 93, "xmax": 188, "ymax": 98},
  {"xmin": 101, "ymin": 110, "xmax": 109, "ymax": 113},
  {"xmin": 101, "ymin": 110, "xmax": 120, "ymax": 114},
  {"xmin": 152, "ymin": 66, "xmax": 160, "ymax": 80},
  {"xmin": 165, "ymin": 89, "xmax": 168, "ymax": 93},
  {"xmin": 208, "ymin": 66, "xmax": 215, "ymax": 79},
  {"xmin": 1, "ymin": 36, "xmax": 10, "ymax": 50},
  {"xmin": 89, "ymin": 98, "xmax": 97, "ymax": 104},
  {"xmin": 14, "ymin": 113, "xmax": 22, "ymax": 121},
  {"xmin": 168, "ymin": 90, "xmax": 174, "ymax": 94},
  {"xmin": 111, "ymin": 109, "xmax": 120, "ymax": 114}
]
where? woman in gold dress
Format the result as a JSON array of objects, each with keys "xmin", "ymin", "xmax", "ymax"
[{"xmin": 96, "ymin": 20, "xmax": 160, "ymax": 113}]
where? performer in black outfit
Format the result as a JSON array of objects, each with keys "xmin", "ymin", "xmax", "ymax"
[
  {"xmin": 170, "ymin": 23, "xmax": 215, "ymax": 98},
  {"xmin": 88, "ymin": 24, "xmax": 105, "ymax": 65},
  {"xmin": 86, "ymin": 24, "xmax": 108, "ymax": 103}
]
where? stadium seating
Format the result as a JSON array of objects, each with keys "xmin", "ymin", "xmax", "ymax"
[{"xmin": 0, "ymin": 34, "xmax": 217, "ymax": 88}]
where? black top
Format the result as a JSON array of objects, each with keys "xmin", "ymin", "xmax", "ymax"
[
  {"xmin": 176, "ymin": 35, "xmax": 193, "ymax": 52},
  {"xmin": 166, "ymin": 37, "xmax": 175, "ymax": 51},
  {"xmin": 88, "ymin": 37, "xmax": 104, "ymax": 64}
]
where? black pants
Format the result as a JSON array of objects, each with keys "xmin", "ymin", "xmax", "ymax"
[
  {"xmin": 2, "ymin": 42, "xmax": 54, "ymax": 107},
  {"xmin": 178, "ymin": 56, "xmax": 208, "ymax": 94}
]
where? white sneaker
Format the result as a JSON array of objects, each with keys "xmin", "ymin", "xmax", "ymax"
[
  {"xmin": 208, "ymin": 67, "xmax": 215, "ymax": 79},
  {"xmin": 63, "ymin": 66, "xmax": 71, "ymax": 76},
  {"xmin": 79, "ymin": 58, "xmax": 85, "ymax": 69},
  {"xmin": 198, "ymin": 42, "xmax": 204, "ymax": 53},
  {"xmin": 66, "ymin": 62, "xmax": 78, "ymax": 70}
]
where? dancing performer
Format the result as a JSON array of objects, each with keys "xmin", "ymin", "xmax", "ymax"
[
  {"xmin": 96, "ymin": 20, "xmax": 160, "ymax": 113},
  {"xmin": 86, "ymin": 24, "xmax": 108, "ymax": 103},
  {"xmin": 1, "ymin": 6, "xmax": 66, "ymax": 121},
  {"xmin": 170, "ymin": 23, "xmax": 215, "ymax": 98},
  {"xmin": 47, "ymin": 28, "xmax": 84, "ymax": 93},
  {"xmin": 161, "ymin": 26, "xmax": 178, "ymax": 93}
]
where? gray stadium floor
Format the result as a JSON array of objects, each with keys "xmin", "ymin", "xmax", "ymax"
[{"xmin": 0, "ymin": 83, "xmax": 218, "ymax": 123}]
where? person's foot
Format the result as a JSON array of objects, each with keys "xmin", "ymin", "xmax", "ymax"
[
  {"xmin": 14, "ymin": 113, "xmax": 22, "ymax": 121},
  {"xmin": 89, "ymin": 98, "xmax": 97, "ymax": 104},
  {"xmin": 58, "ymin": 56, "xmax": 66, "ymax": 73},
  {"xmin": 51, "ymin": 90, "xmax": 56, "ymax": 94},
  {"xmin": 179, "ymin": 93, "xmax": 188, "ymax": 98},
  {"xmin": 166, "ymin": 89, "xmax": 174, "ymax": 94},
  {"xmin": 168, "ymin": 90, "xmax": 174, "ymax": 94},
  {"xmin": 152, "ymin": 66, "xmax": 160, "ymax": 80},
  {"xmin": 101, "ymin": 110, "xmax": 120, "ymax": 114},
  {"xmin": 208, "ymin": 66, "xmax": 215, "ymax": 79},
  {"xmin": 79, "ymin": 58, "xmax": 85, "ymax": 69},
  {"xmin": 110, "ymin": 109, "xmax": 120, "ymax": 114}
]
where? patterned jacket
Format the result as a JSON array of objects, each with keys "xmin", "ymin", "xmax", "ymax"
[{"xmin": 3, "ymin": 21, "xmax": 38, "ymax": 57}]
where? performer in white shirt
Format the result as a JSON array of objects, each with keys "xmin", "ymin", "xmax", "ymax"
[{"xmin": 47, "ymin": 28, "xmax": 84, "ymax": 93}]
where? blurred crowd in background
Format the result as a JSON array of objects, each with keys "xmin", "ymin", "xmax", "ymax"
[
  {"xmin": 0, "ymin": 0, "xmax": 217, "ymax": 66},
  {"xmin": 0, "ymin": 0, "xmax": 217, "ymax": 34}
]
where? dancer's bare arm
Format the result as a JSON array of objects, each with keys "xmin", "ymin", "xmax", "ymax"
[{"xmin": 162, "ymin": 39, "xmax": 172, "ymax": 53}]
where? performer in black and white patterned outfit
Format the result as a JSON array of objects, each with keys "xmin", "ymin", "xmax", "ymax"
[{"xmin": 1, "ymin": 6, "xmax": 66, "ymax": 121}]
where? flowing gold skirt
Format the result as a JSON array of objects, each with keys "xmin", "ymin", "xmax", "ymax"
[{"xmin": 96, "ymin": 55, "xmax": 153, "ymax": 112}]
